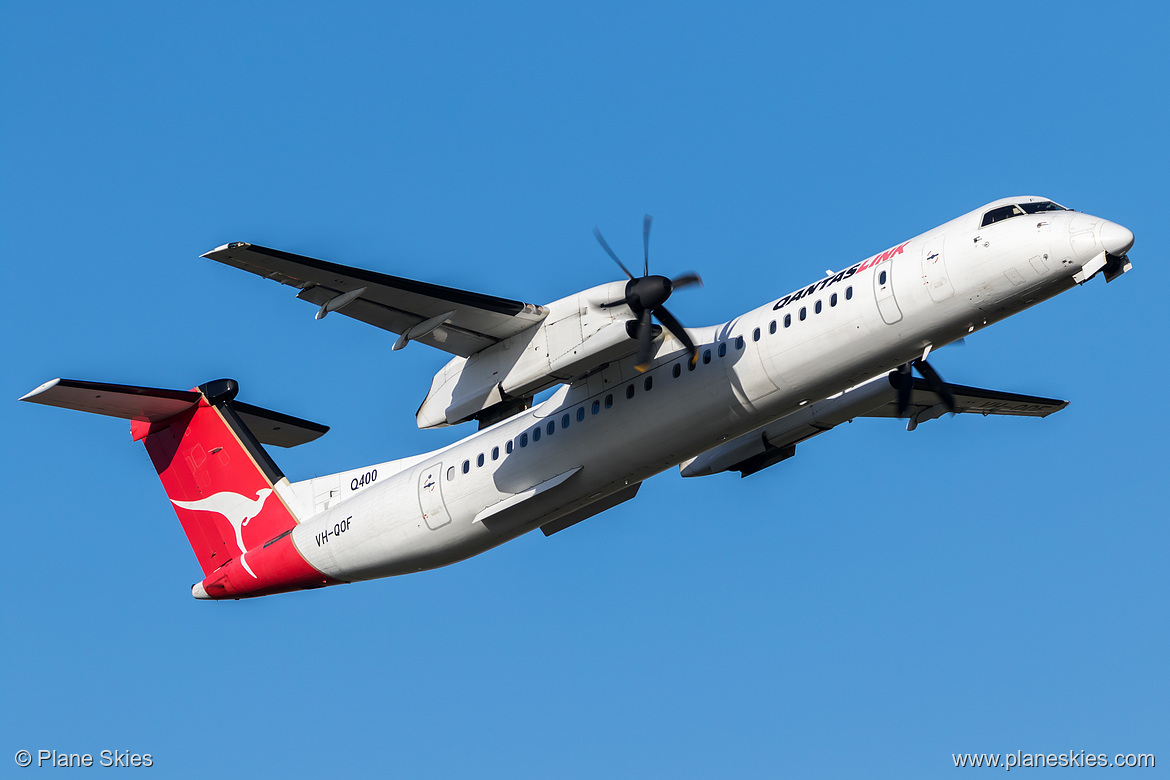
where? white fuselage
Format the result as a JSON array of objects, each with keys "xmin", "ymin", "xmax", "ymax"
[{"xmin": 284, "ymin": 198, "xmax": 1130, "ymax": 583}]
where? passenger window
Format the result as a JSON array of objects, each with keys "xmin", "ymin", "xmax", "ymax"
[
  {"xmin": 506, "ymin": 440, "xmax": 514, "ymax": 454},
  {"xmin": 462, "ymin": 460, "xmax": 470, "ymax": 474},
  {"xmin": 604, "ymin": 394, "xmax": 614, "ymax": 409},
  {"xmin": 644, "ymin": 375, "xmax": 653, "ymax": 391},
  {"xmin": 830, "ymin": 292, "xmax": 837, "ymax": 307},
  {"xmin": 532, "ymin": 427, "xmax": 541, "ymax": 442},
  {"xmin": 784, "ymin": 314, "xmax": 791, "ymax": 328},
  {"xmin": 735, "ymin": 336, "xmax": 744, "ymax": 350},
  {"xmin": 447, "ymin": 466, "xmax": 455, "ymax": 481},
  {"xmin": 672, "ymin": 363, "xmax": 681, "ymax": 378},
  {"xmin": 799, "ymin": 307, "xmax": 807, "ymax": 321},
  {"xmin": 491, "ymin": 446, "xmax": 499, "ymax": 461},
  {"xmin": 592, "ymin": 400, "xmax": 600, "ymax": 415},
  {"xmin": 718, "ymin": 342, "xmax": 727, "ymax": 357},
  {"xmin": 476, "ymin": 453, "xmax": 484, "ymax": 467},
  {"xmin": 547, "ymin": 421, "xmax": 555, "ymax": 435},
  {"xmin": 769, "ymin": 320, "xmax": 777, "ymax": 334},
  {"xmin": 753, "ymin": 327, "xmax": 760, "ymax": 342},
  {"xmin": 981, "ymin": 204, "xmax": 1025, "ymax": 226},
  {"xmin": 702, "ymin": 348, "xmax": 711, "ymax": 364},
  {"xmin": 626, "ymin": 384, "xmax": 635, "ymax": 399},
  {"xmin": 577, "ymin": 407, "xmax": 586, "ymax": 422},
  {"xmin": 879, "ymin": 270, "xmax": 887, "ymax": 285},
  {"xmin": 561, "ymin": 414, "xmax": 570, "ymax": 429},
  {"xmin": 846, "ymin": 286, "xmax": 853, "ymax": 300},
  {"xmin": 519, "ymin": 433, "xmax": 528, "ymax": 447},
  {"xmin": 815, "ymin": 300, "xmax": 822, "ymax": 314}
]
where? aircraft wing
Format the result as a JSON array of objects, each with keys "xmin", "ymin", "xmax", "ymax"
[
  {"xmin": 865, "ymin": 377, "xmax": 1068, "ymax": 425},
  {"xmin": 682, "ymin": 374, "xmax": 1068, "ymax": 478},
  {"xmin": 203, "ymin": 243, "xmax": 548, "ymax": 357}
]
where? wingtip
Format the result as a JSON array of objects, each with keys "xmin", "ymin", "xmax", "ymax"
[
  {"xmin": 202, "ymin": 242, "xmax": 251, "ymax": 259},
  {"xmin": 19, "ymin": 378, "xmax": 62, "ymax": 403}
]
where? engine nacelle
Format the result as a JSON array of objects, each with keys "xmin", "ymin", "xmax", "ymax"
[{"xmin": 417, "ymin": 282, "xmax": 641, "ymax": 428}]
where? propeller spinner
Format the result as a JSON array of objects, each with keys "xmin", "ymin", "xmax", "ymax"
[{"xmin": 594, "ymin": 215, "xmax": 702, "ymax": 372}]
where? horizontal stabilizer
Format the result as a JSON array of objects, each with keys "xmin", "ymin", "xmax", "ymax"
[
  {"xmin": 20, "ymin": 378, "xmax": 328, "ymax": 448},
  {"xmin": 19, "ymin": 378, "xmax": 200, "ymax": 421},
  {"xmin": 230, "ymin": 401, "xmax": 329, "ymax": 448}
]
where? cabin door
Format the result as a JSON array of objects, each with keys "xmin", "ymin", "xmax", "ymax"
[
  {"xmin": 417, "ymin": 463, "xmax": 451, "ymax": 530},
  {"xmin": 874, "ymin": 259, "xmax": 904, "ymax": 324},
  {"xmin": 921, "ymin": 236, "xmax": 955, "ymax": 302}
]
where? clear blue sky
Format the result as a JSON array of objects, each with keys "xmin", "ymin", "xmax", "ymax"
[{"xmin": 3, "ymin": 2, "xmax": 1166, "ymax": 777}]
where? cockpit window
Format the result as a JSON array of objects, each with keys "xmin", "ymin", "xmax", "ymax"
[
  {"xmin": 982, "ymin": 201, "xmax": 1068, "ymax": 226},
  {"xmin": 980, "ymin": 204, "xmax": 1025, "ymax": 227},
  {"xmin": 1019, "ymin": 200, "xmax": 1067, "ymax": 214}
]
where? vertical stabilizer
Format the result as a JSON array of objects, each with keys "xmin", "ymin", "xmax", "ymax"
[
  {"xmin": 20, "ymin": 378, "xmax": 331, "ymax": 593},
  {"xmin": 133, "ymin": 380, "xmax": 304, "ymax": 577}
]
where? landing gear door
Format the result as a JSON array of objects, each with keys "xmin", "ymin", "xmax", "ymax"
[
  {"xmin": 921, "ymin": 237, "xmax": 955, "ymax": 302},
  {"xmin": 874, "ymin": 260, "xmax": 903, "ymax": 325},
  {"xmin": 417, "ymin": 463, "xmax": 451, "ymax": 530}
]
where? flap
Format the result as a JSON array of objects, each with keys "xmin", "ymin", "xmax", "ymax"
[{"xmin": 203, "ymin": 243, "xmax": 548, "ymax": 357}]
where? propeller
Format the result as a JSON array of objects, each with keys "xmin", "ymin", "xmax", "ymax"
[
  {"xmin": 593, "ymin": 215, "xmax": 702, "ymax": 372},
  {"xmin": 895, "ymin": 358, "xmax": 958, "ymax": 417}
]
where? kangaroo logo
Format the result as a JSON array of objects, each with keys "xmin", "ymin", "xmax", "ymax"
[{"xmin": 171, "ymin": 488, "xmax": 274, "ymax": 578}]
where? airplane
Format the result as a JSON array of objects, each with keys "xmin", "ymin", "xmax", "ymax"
[{"xmin": 20, "ymin": 196, "xmax": 1135, "ymax": 600}]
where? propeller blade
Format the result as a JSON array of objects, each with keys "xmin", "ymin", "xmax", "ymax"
[
  {"xmin": 895, "ymin": 363, "xmax": 914, "ymax": 417},
  {"xmin": 634, "ymin": 309, "xmax": 655, "ymax": 372},
  {"xmin": 913, "ymin": 359, "xmax": 957, "ymax": 413},
  {"xmin": 593, "ymin": 226, "xmax": 635, "ymax": 280},
  {"xmin": 671, "ymin": 272, "xmax": 703, "ymax": 290},
  {"xmin": 594, "ymin": 217, "xmax": 703, "ymax": 367},
  {"xmin": 654, "ymin": 305, "xmax": 698, "ymax": 365},
  {"xmin": 642, "ymin": 214, "xmax": 652, "ymax": 277}
]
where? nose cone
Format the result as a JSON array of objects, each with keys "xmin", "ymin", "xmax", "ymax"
[{"xmin": 1099, "ymin": 220, "xmax": 1135, "ymax": 256}]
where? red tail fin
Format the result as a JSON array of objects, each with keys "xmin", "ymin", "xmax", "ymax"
[
  {"xmin": 20, "ymin": 378, "xmax": 329, "ymax": 587},
  {"xmin": 133, "ymin": 380, "xmax": 306, "ymax": 577}
]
